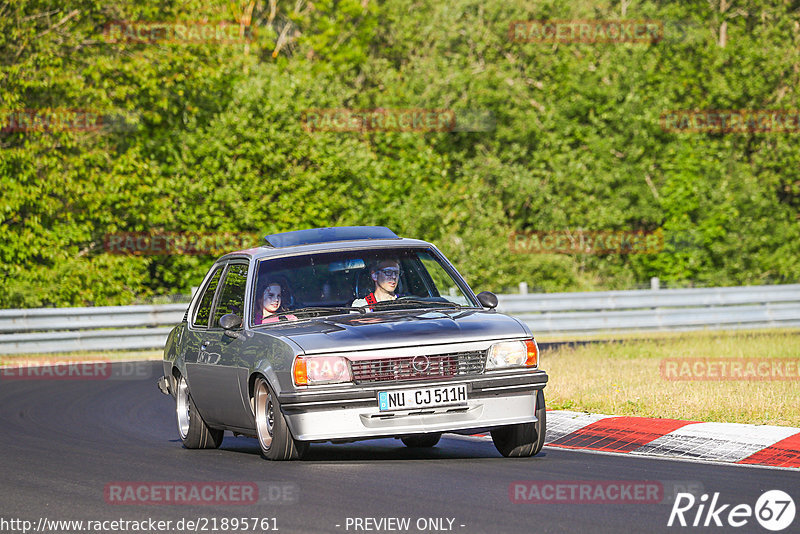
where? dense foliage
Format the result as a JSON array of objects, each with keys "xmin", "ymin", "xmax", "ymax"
[{"xmin": 1, "ymin": 0, "xmax": 799, "ymax": 307}]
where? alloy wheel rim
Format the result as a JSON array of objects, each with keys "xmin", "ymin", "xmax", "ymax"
[
  {"xmin": 176, "ymin": 377, "xmax": 190, "ymax": 440},
  {"xmin": 255, "ymin": 380, "xmax": 274, "ymax": 451}
]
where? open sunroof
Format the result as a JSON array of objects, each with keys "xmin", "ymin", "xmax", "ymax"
[{"xmin": 263, "ymin": 226, "xmax": 400, "ymax": 248}]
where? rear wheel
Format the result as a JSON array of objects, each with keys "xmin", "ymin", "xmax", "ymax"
[
  {"xmin": 401, "ymin": 433, "xmax": 442, "ymax": 448},
  {"xmin": 175, "ymin": 375, "xmax": 223, "ymax": 449},
  {"xmin": 254, "ymin": 377, "xmax": 308, "ymax": 460},
  {"xmin": 491, "ymin": 389, "xmax": 546, "ymax": 458}
]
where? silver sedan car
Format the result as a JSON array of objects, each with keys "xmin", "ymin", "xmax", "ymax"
[{"xmin": 158, "ymin": 226, "xmax": 548, "ymax": 460}]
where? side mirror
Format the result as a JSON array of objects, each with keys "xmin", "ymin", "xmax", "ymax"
[
  {"xmin": 220, "ymin": 313, "xmax": 243, "ymax": 337},
  {"xmin": 477, "ymin": 291, "xmax": 498, "ymax": 309}
]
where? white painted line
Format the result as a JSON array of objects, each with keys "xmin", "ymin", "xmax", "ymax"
[
  {"xmin": 448, "ymin": 434, "xmax": 492, "ymax": 442},
  {"xmin": 544, "ymin": 445, "xmax": 800, "ymax": 472},
  {"xmin": 443, "ymin": 436, "xmax": 800, "ymax": 471},
  {"xmin": 0, "ymin": 358, "xmax": 159, "ymax": 369}
]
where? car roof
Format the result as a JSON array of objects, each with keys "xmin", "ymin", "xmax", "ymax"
[{"xmin": 218, "ymin": 227, "xmax": 434, "ymax": 262}]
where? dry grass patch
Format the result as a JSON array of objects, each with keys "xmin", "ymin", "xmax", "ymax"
[{"xmin": 543, "ymin": 329, "xmax": 800, "ymax": 427}]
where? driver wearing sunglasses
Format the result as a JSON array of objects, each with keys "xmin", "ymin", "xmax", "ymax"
[{"xmin": 351, "ymin": 259, "xmax": 401, "ymax": 311}]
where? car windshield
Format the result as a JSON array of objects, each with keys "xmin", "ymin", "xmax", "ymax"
[{"xmin": 252, "ymin": 247, "xmax": 478, "ymax": 324}]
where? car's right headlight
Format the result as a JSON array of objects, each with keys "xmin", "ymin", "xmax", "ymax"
[
  {"xmin": 293, "ymin": 356, "xmax": 353, "ymax": 385},
  {"xmin": 485, "ymin": 339, "xmax": 539, "ymax": 370}
]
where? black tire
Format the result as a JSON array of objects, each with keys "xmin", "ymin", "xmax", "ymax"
[
  {"xmin": 253, "ymin": 377, "xmax": 309, "ymax": 460},
  {"xmin": 401, "ymin": 433, "xmax": 442, "ymax": 448},
  {"xmin": 175, "ymin": 374, "xmax": 223, "ymax": 449},
  {"xmin": 491, "ymin": 389, "xmax": 546, "ymax": 458}
]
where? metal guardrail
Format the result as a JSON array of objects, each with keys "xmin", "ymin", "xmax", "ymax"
[
  {"xmin": 0, "ymin": 305, "xmax": 186, "ymax": 355},
  {"xmin": 497, "ymin": 284, "xmax": 800, "ymax": 335},
  {"xmin": 0, "ymin": 304, "xmax": 187, "ymax": 333},
  {"xmin": 1, "ymin": 284, "xmax": 799, "ymax": 354}
]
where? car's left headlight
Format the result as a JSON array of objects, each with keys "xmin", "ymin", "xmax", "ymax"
[
  {"xmin": 293, "ymin": 356, "xmax": 353, "ymax": 385},
  {"xmin": 485, "ymin": 339, "xmax": 539, "ymax": 370}
]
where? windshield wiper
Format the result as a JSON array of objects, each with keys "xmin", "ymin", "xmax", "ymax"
[
  {"xmin": 288, "ymin": 306, "xmax": 366, "ymax": 317},
  {"xmin": 373, "ymin": 297, "xmax": 462, "ymax": 309}
]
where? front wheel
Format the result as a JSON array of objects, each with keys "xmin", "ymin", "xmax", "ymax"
[
  {"xmin": 253, "ymin": 377, "xmax": 308, "ymax": 460},
  {"xmin": 175, "ymin": 374, "xmax": 223, "ymax": 449},
  {"xmin": 491, "ymin": 389, "xmax": 546, "ymax": 458}
]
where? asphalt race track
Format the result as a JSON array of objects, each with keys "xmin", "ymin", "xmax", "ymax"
[{"xmin": 1, "ymin": 362, "xmax": 797, "ymax": 534}]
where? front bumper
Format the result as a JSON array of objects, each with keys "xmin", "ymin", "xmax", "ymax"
[{"xmin": 280, "ymin": 370, "xmax": 547, "ymax": 442}]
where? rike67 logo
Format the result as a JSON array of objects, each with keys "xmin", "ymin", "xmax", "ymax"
[{"xmin": 668, "ymin": 490, "xmax": 795, "ymax": 531}]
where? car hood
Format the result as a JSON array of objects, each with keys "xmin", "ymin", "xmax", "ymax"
[{"xmin": 258, "ymin": 309, "xmax": 529, "ymax": 354}]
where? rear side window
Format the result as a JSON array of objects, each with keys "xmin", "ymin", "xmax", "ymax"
[
  {"xmin": 192, "ymin": 268, "xmax": 222, "ymax": 327},
  {"xmin": 212, "ymin": 263, "xmax": 249, "ymax": 328}
]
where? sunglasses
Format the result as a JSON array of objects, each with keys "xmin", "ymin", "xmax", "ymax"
[{"xmin": 376, "ymin": 268, "xmax": 401, "ymax": 278}]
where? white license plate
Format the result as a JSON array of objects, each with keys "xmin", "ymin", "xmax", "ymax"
[{"xmin": 378, "ymin": 384, "xmax": 468, "ymax": 411}]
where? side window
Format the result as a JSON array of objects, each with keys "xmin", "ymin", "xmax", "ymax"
[
  {"xmin": 192, "ymin": 268, "xmax": 222, "ymax": 328},
  {"xmin": 212, "ymin": 263, "xmax": 249, "ymax": 328}
]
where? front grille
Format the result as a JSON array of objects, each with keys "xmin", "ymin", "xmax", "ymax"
[{"xmin": 350, "ymin": 351, "xmax": 486, "ymax": 383}]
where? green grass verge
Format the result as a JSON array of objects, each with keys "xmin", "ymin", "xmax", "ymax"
[
  {"xmin": 543, "ymin": 328, "xmax": 800, "ymax": 427},
  {"xmin": 0, "ymin": 350, "xmax": 162, "ymax": 366}
]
